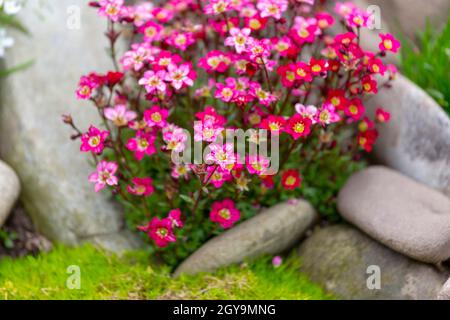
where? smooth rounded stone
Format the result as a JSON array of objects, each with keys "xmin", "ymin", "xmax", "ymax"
[
  {"xmin": 437, "ymin": 278, "xmax": 450, "ymax": 300},
  {"xmin": 338, "ymin": 166, "xmax": 450, "ymax": 264},
  {"xmin": 0, "ymin": 160, "xmax": 20, "ymax": 227},
  {"xmin": 0, "ymin": 0, "xmax": 140, "ymax": 251},
  {"xmin": 174, "ymin": 199, "xmax": 318, "ymax": 276},
  {"xmin": 298, "ymin": 225, "xmax": 448, "ymax": 300},
  {"xmin": 366, "ymin": 75, "xmax": 450, "ymax": 197}
]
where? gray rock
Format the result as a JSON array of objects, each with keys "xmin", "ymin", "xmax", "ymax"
[
  {"xmin": 175, "ymin": 199, "xmax": 318, "ymax": 276},
  {"xmin": 366, "ymin": 75, "xmax": 450, "ymax": 197},
  {"xmin": 298, "ymin": 225, "xmax": 448, "ymax": 300},
  {"xmin": 437, "ymin": 278, "xmax": 450, "ymax": 300},
  {"xmin": 0, "ymin": 160, "xmax": 20, "ymax": 227},
  {"xmin": 0, "ymin": 0, "xmax": 139, "ymax": 250},
  {"xmin": 338, "ymin": 166, "xmax": 450, "ymax": 264}
]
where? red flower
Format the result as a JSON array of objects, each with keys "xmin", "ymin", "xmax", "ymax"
[
  {"xmin": 309, "ymin": 58, "xmax": 328, "ymax": 76},
  {"xmin": 344, "ymin": 98, "xmax": 365, "ymax": 120},
  {"xmin": 260, "ymin": 175, "xmax": 275, "ymax": 189},
  {"xmin": 375, "ymin": 108, "xmax": 391, "ymax": 123},
  {"xmin": 260, "ymin": 115, "xmax": 286, "ymax": 135},
  {"xmin": 281, "ymin": 170, "xmax": 302, "ymax": 190},
  {"xmin": 277, "ymin": 64, "xmax": 297, "ymax": 88},
  {"xmin": 362, "ymin": 76, "xmax": 378, "ymax": 94},
  {"xmin": 326, "ymin": 89, "xmax": 347, "ymax": 110},
  {"xmin": 286, "ymin": 114, "xmax": 312, "ymax": 140},
  {"xmin": 210, "ymin": 199, "xmax": 241, "ymax": 229},
  {"xmin": 138, "ymin": 217, "xmax": 176, "ymax": 248},
  {"xmin": 357, "ymin": 129, "xmax": 378, "ymax": 152},
  {"xmin": 294, "ymin": 62, "xmax": 313, "ymax": 82},
  {"xmin": 105, "ymin": 71, "xmax": 124, "ymax": 87}
]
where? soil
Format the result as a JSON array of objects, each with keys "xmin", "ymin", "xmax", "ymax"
[{"xmin": 0, "ymin": 204, "xmax": 52, "ymax": 259}]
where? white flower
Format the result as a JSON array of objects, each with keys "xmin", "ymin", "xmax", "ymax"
[
  {"xmin": 0, "ymin": 0, "xmax": 22, "ymax": 15},
  {"xmin": 0, "ymin": 28, "xmax": 14, "ymax": 58}
]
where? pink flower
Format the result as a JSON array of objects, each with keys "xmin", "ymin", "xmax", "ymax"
[
  {"xmin": 224, "ymin": 28, "xmax": 252, "ymax": 54},
  {"xmin": 168, "ymin": 209, "xmax": 183, "ymax": 229},
  {"xmin": 127, "ymin": 177, "xmax": 154, "ymax": 196},
  {"xmin": 272, "ymin": 256, "xmax": 283, "ymax": 267},
  {"xmin": 162, "ymin": 125, "xmax": 187, "ymax": 152},
  {"xmin": 98, "ymin": 0, "xmax": 124, "ymax": 22},
  {"xmin": 215, "ymin": 82, "xmax": 235, "ymax": 102},
  {"xmin": 194, "ymin": 120, "xmax": 224, "ymax": 142},
  {"xmin": 207, "ymin": 166, "xmax": 232, "ymax": 188},
  {"xmin": 379, "ymin": 33, "xmax": 401, "ymax": 53},
  {"xmin": 295, "ymin": 104, "xmax": 318, "ymax": 123},
  {"xmin": 76, "ymin": 74, "xmax": 100, "ymax": 100},
  {"xmin": 171, "ymin": 164, "xmax": 191, "ymax": 180},
  {"xmin": 204, "ymin": 0, "xmax": 231, "ymax": 15},
  {"xmin": 316, "ymin": 103, "xmax": 341, "ymax": 126},
  {"xmin": 126, "ymin": 130, "xmax": 156, "ymax": 161},
  {"xmin": 246, "ymin": 155, "xmax": 271, "ymax": 175},
  {"xmin": 166, "ymin": 32, "xmax": 195, "ymax": 51},
  {"xmin": 257, "ymin": 0, "xmax": 288, "ymax": 20},
  {"xmin": 206, "ymin": 143, "xmax": 236, "ymax": 169},
  {"xmin": 209, "ymin": 199, "xmax": 241, "ymax": 229},
  {"xmin": 144, "ymin": 105, "xmax": 169, "ymax": 128},
  {"xmin": 138, "ymin": 21, "xmax": 163, "ymax": 43},
  {"xmin": 104, "ymin": 104, "xmax": 137, "ymax": 127},
  {"xmin": 199, "ymin": 50, "xmax": 232, "ymax": 73},
  {"xmin": 195, "ymin": 106, "xmax": 227, "ymax": 127},
  {"xmin": 138, "ymin": 217, "xmax": 176, "ymax": 248},
  {"xmin": 80, "ymin": 126, "xmax": 109, "ymax": 154},
  {"xmin": 138, "ymin": 70, "xmax": 167, "ymax": 94},
  {"xmin": 121, "ymin": 46, "xmax": 151, "ymax": 71},
  {"xmin": 375, "ymin": 108, "xmax": 391, "ymax": 123},
  {"xmin": 165, "ymin": 63, "xmax": 195, "ymax": 90},
  {"xmin": 88, "ymin": 160, "xmax": 119, "ymax": 192}
]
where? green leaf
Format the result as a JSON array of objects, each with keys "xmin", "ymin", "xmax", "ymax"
[
  {"xmin": 0, "ymin": 13, "xmax": 29, "ymax": 34},
  {"xmin": 0, "ymin": 60, "xmax": 34, "ymax": 78},
  {"xmin": 179, "ymin": 194, "xmax": 194, "ymax": 204}
]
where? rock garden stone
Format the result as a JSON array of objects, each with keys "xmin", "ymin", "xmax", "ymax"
[
  {"xmin": 0, "ymin": 160, "xmax": 20, "ymax": 228},
  {"xmin": 298, "ymin": 225, "xmax": 448, "ymax": 300},
  {"xmin": 338, "ymin": 166, "xmax": 450, "ymax": 264},
  {"xmin": 174, "ymin": 199, "xmax": 318, "ymax": 276},
  {"xmin": 0, "ymin": 0, "xmax": 140, "ymax": 250},
  {"xmin": 366, "ymin": 75, "xmax": 450, "ymax": 197},
  {"xmin": 437, "ymin": 278, "xmax": 450, "ymax": 300}
]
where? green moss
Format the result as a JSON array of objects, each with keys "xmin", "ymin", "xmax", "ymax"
[{"xmin": 0, "ymin": 245, "xmax": 333, "ymax": 300}]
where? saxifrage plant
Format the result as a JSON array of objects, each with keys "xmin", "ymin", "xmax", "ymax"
[{"xmin": 64, "ymin": 0, "xmax": 399, "ymax": 265}]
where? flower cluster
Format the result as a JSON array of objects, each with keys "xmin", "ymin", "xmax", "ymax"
[{"xmin": 66, "ymin": 0, "xmax": 398, "ymax": 256}]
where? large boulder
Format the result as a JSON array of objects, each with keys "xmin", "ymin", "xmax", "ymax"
[
  {"xmin": 367, "ymin": 75, "xmax": 450, "ymax": 196},
  {"xmin": 0, "ymin": 0, "xmax": 139, "ymax": 250},
  {"xmin": 338, "ymin": 166, "xmax": 450, "ymax": 264},
  {"xmin": 0, "ymin": 160, "xmax": 20, "ymax": 228},
  {"xmin": 175, "ymin": 199, "xmax": 318, "ymax": 276},
  {"xmin": 298, "ymin": 225, "xmax": 448, "ymax": 300},
  {"xmin": 438, "ymin": 278, "xmax": 450, "ymax": 300}
]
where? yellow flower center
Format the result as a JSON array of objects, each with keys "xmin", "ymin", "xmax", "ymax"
[
  {"xmin": 219, "ymin": 208, "xmax": 231, "ymax": 220},
  {"xmin": 151, "ymin": 112, "xmax": 162, "ymax": 123}
]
